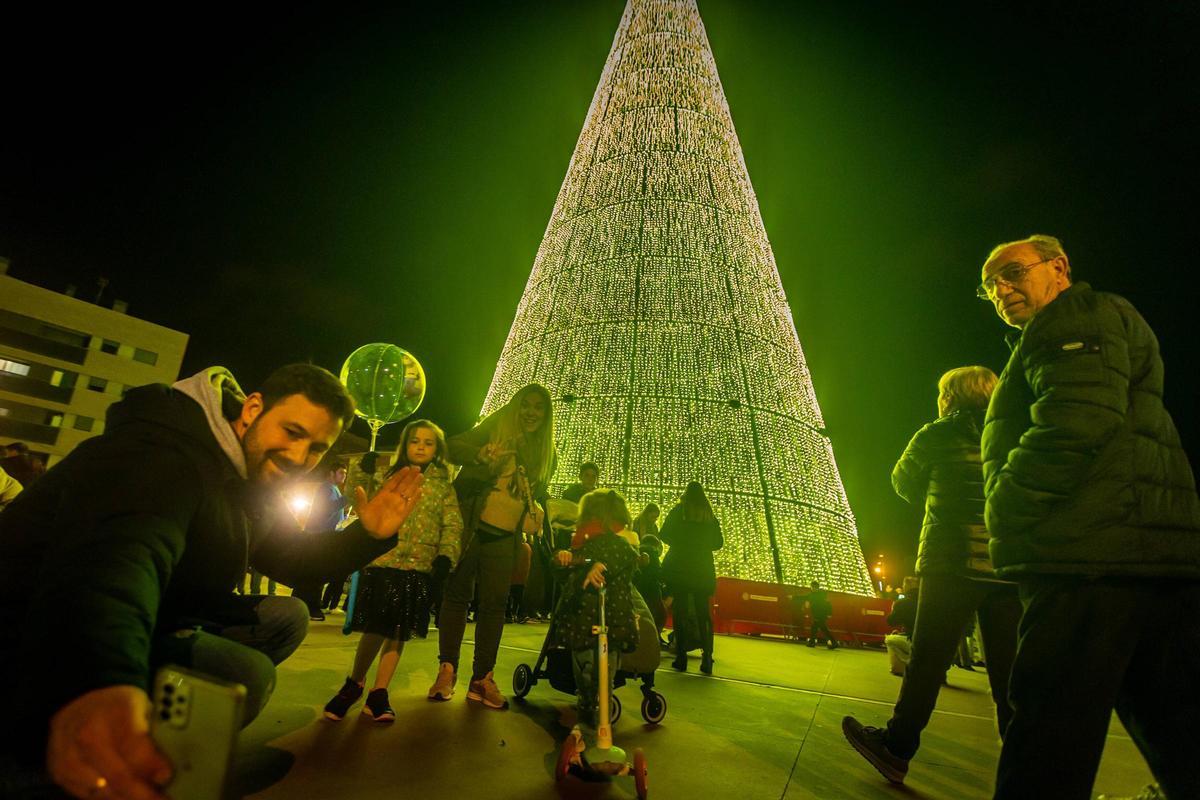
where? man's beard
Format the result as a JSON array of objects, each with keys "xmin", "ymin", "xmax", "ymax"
[{"xmin": 241, "ymin": 418, "xmax": 302, "ymax": 484}]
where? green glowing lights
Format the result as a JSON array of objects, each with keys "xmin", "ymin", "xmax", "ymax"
[{"xmin": 481, "ymin": 0, "xmax": 874, "ymax": 594}]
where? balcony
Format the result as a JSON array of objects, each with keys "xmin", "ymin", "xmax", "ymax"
[
  {"xmin": 0, "ymin": 417, "xmax": 60, "ymax": 446},
  {"xmin": 0, "ymin": 326, "xmax": 88, "ymax": 365},
  {"xmin": 0, "ymin": 372, "xmax": 75, "ymax": 404}
]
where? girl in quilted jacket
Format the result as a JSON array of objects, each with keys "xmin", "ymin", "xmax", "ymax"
[{"xmin": 322, "ymin": 419, "xmax": 463, "ymax": 722}]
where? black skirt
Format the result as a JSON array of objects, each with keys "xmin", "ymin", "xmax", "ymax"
[{"xmin": 349, "ymin": 567, "xmax": 432, "ymax": 640}]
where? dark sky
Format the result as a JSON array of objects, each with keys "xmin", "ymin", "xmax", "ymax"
[{"xmin": 3, "ymin": 1, "xmax": 1197, "ymax": 578}]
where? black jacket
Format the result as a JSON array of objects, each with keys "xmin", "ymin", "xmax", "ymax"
[
  {"xmin": 982, "ymin": 282, "xmax": 1200, "ymax": 578},
  {"xmin": 0, "ymin": 384, "xmax": 396, "ymax": 722},
  {"xmin": 892, "ymin": 409, "xmax": 994, "ymax": 577},
  {"xmin": 660, "ymin": 505, "xmax": 723, "ymax": 596}
]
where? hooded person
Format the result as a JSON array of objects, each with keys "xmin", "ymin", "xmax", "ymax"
[{"xmin": 0, "ymin": 364, "xmax": 424, "ymax": 799}]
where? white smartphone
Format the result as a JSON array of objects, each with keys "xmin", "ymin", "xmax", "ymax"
[{"xmin": 149, "ymin": 666, "xmax": 246, "ymax": 800}]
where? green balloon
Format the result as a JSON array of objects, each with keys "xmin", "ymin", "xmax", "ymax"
[{"xmin": 339, "ymin": 343, "xmax": 427, "ymax": 425}]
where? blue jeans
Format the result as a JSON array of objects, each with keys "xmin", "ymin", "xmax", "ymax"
[{"xmin": 150, "ymin": 595, "xmax": 309, "ymax": 726}]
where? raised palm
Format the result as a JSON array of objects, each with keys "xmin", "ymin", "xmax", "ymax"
[{"xmin": 356, "ymin": 465, "xmax": 424, "ymax": 539}]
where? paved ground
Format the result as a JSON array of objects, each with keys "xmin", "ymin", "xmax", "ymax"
[{"xmin": 233, "ymin": 615, "xmax": 1154, "ymax": 800}]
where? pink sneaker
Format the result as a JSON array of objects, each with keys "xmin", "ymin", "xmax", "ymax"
[
  {"xmin": 466, "ymin": 671, "xmax": 508, "ymax": 709},
  {"xmin": 428, "ymin": 662, "xmax": 456, "ymax": 701}
]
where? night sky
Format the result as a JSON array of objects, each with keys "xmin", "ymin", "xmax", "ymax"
[{"xmin": 3, "ymin": 1, "xmax": 1197, "ymax": 580}]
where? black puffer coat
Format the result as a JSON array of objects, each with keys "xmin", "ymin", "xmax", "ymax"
[
  {"xmin": 892, "ymin": 408, "xmax": 994, "ymax": 577},
  {"xmin": 982, "ymin": 282, "xmax": 1200, "ymax": 578}
]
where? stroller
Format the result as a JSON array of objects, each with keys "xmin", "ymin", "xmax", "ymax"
[{"xmin": 512, "ymin": 548, "xmax": 667, "ymax": 726}]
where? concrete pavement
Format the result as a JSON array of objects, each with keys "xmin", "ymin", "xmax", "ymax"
[{"xmin": 232, "ymin": 617, "xmax": 1154, "ymax": 799}]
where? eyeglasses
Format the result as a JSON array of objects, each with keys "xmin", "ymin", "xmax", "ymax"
[{"xmin": 976, "ymin": 258, "xmax": 1051, "ymax": 300}]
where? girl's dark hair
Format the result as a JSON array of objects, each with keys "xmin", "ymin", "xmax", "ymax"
[
  {"xmin": 681, "ymin": 481, "xmax": 715, "ymax": 522},
  {"xmin": 632, "ymin": 503, "xmax": 660, "ymax": 533}
]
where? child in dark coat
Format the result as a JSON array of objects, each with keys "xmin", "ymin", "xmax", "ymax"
[{"xmin": 550, "ymin": 489, "xmax": 640, "ymax": 727}]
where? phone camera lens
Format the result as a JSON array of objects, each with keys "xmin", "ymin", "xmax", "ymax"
[{"xmin": 163, "ymin": 684, "xmax": 174, "ymax": 694}]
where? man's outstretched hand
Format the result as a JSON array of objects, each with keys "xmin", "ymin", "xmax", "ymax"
[
  {"xmin": 356, "ymin": 465, "xmax": 424, "ymax": 539},
  {"xmin": 47, "ymin": 685, "xmax": 172, "ymax": 800}
]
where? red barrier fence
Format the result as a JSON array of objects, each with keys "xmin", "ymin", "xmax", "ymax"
[{"xmin": 711, "ymin": 577, "xmax": 895, "ymax": 647}]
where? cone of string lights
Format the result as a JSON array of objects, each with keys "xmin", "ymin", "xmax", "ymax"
[{"xmin": 480, "ymin": 0, "xmax": 874, "ymax": 594}]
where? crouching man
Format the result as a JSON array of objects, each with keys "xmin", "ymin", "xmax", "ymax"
[{"xmin": 0, "ymin": 364, "xmax": 422, "ymax": 799}]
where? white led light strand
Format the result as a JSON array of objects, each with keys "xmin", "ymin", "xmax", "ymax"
[{"xmin": 481, "ymin": 0, "xmax": 874, "ymax": 595}]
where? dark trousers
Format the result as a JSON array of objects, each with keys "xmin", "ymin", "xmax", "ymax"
[
  {"xmin": 150, "ymin": 595, "xmax": 310, "ymax": 727},
  {"xmin": 994, "ymin": 577, "xmax": 1200, "ymax": 800},
  {"xmin": 671, "ymin": 591, "xmax": 713, "ymax": 656},
  {"xmin": 438, "ymin": 533, "xmax": 516, "ymax": 679},
  {"xmin": 807, "ymin": 615, "xmax": 834, "ymax": 644},
  {"xmin": 321, "ymin": 574, "xmax": 349, "ymax": 610},
  {"xmin": 290, "ymin": 580, "xmax": 324, "ymax": 616},
  {"xmin": 887, "ymin": 575, "xmax": 1021, "ymax": 759}
]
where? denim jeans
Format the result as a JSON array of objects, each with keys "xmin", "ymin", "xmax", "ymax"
[{"xmin": 150, "ymin": 595, "xmax": 309, "ymax": 726}]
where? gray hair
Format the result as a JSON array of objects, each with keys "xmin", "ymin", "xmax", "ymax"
[{"xmin": 986, "ymin": 234, "xmax": 1071, "ymax": 279}]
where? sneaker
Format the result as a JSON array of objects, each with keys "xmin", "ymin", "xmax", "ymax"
[
  {"xmin": 467, "ymin": 671, "xmax": 509, "ymax": 709},
  {"xmin": 671, "ymin": 656, "xmax": 687, "ymax": 672},
  {"xmin": 310, "ymin": 611, "xmax": 326, "ymax": 622},
  {"xmin": 428, "ymin": 662, "xmax": 456, "ymax": 701},
  {"xmin": 841, "ymin": 716, "xmax": 909, "ymax": 784},
  {"xmin": 700, "ymin": 656, "xmax": 713, "ymax": 675},
  {"xmin": 806, "ymin": 639, "xmax": 816, "ymax": 648},
  {"xmin": 362, "ymin": 688, "xmax": 395, "ymax": 723},
  {"xmin": 323, "ymin": 678, "xmax": 363, "ymax": 721}
]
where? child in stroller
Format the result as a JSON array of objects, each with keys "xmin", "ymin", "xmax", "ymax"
[{"xmin": 512, "ymin": 488, "xmax": 667, "ymax": 725}]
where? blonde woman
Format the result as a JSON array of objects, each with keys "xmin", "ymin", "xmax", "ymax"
[
  {"xmin": 843, "ymin": 366, "xmax": 1022, "ymax": 785},
  {"xmin": 429, "ymin": 384, "xmax": 556, "ymax": 709}
]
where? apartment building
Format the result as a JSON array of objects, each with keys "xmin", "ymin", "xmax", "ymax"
[{"xmin": 0, "ymin": 259, "xmax": 189, "ymax": 466}]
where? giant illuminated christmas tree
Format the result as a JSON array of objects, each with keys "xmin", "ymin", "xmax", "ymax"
[{"xmin": 481, "ymin": 0, "xmax": 874, "ymax": 594}]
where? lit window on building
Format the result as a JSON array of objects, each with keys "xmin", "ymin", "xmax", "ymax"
[
  {"xmin": 0, "ymin": 359, "xmax": 31, "ymax": 376},
  {"xmin": 133, "ymin": 348, "xmax": 158, "ymax": 366}
]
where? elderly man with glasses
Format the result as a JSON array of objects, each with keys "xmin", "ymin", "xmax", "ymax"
[{"xmin": 975, "ymin": 235, "xmax": 1200, "ymax": 800}]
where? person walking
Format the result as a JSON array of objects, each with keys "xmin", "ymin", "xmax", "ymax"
[
  {"xmin": 428, "ymin": 384, "xmax": 556, "ymax": 709},
  {"xmin": 976, "ymin": 235, "xmax": 1200, "ymax": 799},
  {"xmin": 661, "ymin": 481, "xmax": 723, "ymax": 674},
  {"xmin": 843, "ymin": 365, "xmax": 1022, "ymax": 785},
  {"xmin": 804, "ymin": 580, "xmax": 837, "ymax": 649}
]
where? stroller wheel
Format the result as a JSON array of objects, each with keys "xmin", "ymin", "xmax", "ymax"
[
  {"xmin": 633, "ymin": 748, "xmax": 648, "ymax": 798},
  {"xmin": 609, "ymin": 693, "xmax": 622, "ymax": 725},
  {"xmin": 513, "ymin": 663, "xmax": 534, "ymax": 699},
  {"xmin": 640, "ymin": 690, "xmax": 667, "ymax": 725}
]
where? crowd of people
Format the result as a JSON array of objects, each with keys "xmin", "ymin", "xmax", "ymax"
[
  {"xmin": 0, "ymin": 233, "xmax": 1196, "ymax": 800},
  {"xmin": 0, "ymin": 364, "xmax": 725, "ymax": 799}
]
